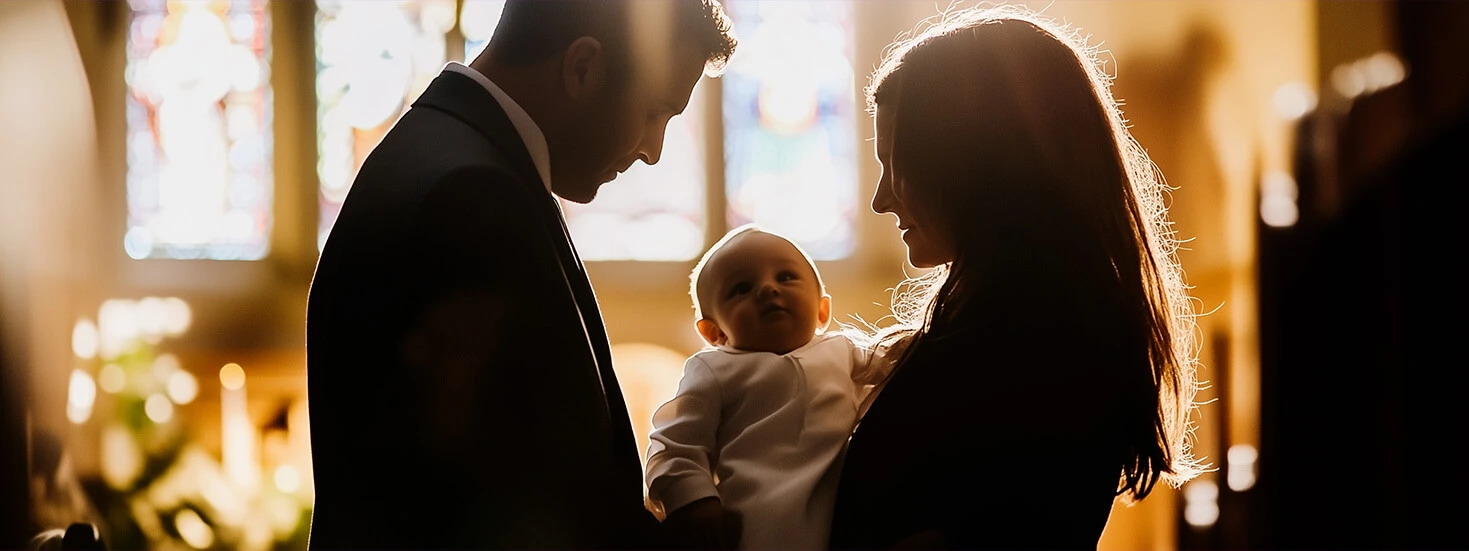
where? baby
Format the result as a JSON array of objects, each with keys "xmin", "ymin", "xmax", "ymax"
[{"xmin": 645, "ymin": 224, "xmax": 877, "ymax": 550}]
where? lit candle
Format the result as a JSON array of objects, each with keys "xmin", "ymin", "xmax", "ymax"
[{"xmin": 220, "ymin": 362, "xmax": 259, "ymax": 492}]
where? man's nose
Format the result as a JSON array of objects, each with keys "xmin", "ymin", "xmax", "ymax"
[{"xmin": 641, "ymin": 125, "xmax": 668, "ymax": 165}]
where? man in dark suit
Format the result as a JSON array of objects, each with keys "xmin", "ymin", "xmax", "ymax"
[{"xmin": 304, "ymin": 2, "xmax": 736, "ymax": 549}]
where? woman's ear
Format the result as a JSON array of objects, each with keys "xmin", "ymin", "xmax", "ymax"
[
  {"xmin": 561, "ymin": 36, "xmax": 606, "ymax": 101},
  {"xmin": 696, "ymin": 318, "xmax": 726, "ymax": 346}
]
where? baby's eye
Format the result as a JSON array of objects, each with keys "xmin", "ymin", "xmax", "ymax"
[
  {"xmin": 777, "ymin": 271, "xmax": 798, "ymax": 282},
  {"xmin": 728, "ymin": 282, "xmax": 752, "ymax": 297}
]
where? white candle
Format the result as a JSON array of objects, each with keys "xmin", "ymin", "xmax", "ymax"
[{"xmin": 220, "ymin": 363, "xmax": 259, "ymax": 492}]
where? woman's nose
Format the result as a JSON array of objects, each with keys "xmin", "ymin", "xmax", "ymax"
[
  {"xmin": 871, "ymin": 194, "xmax": 890, "ymax": 215},
  {"xmin": 872, "ymin": 181, "xmax": 894, "ymax": 215}
]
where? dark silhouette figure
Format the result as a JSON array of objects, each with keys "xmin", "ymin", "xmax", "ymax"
[
  {"xmin": 1257, "ymin": 1, "xmax": 1469, "ymax": 549},
  {"xmin": 829, "ymin": 5, "xmax": 1206, "ymax": 550},
  {"xmin": 304, "ymin": 2, "xmax": 736, "ymax": 549}
]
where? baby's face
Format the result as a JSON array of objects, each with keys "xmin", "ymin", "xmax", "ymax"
[{"xmin": 699, "ymin": 232, "xmax": 829, "ymax": 355}]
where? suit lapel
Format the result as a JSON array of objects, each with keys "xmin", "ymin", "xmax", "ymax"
[
  {"xmin": 547, "ymin": 203, "xmax": 643, "ymax": 477},
  {"xmin": 413, "ymin": 71, "xmax": 642, "ymax": 483}
]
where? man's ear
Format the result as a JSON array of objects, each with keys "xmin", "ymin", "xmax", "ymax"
[
  {"xmin": 817, "ymin": 295, "xmax": 832, "ymax": 329},
  {"xmin": 561, "ymin": 36, "xmax": 606, "ymax": 101},
  {"xmin": 695, "ymin": 318, "xmax": 726, "ymax": 346}
]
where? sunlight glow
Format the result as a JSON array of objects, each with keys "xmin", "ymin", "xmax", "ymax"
[
  {"xmin": 162, "ymin": 297, "xmax": 193, "ymax": 336},
  {"xmin": 67, "ymin": 369, "xmax": 97, "ymax": 424},
  {"xmin": 153, "ymin": 352, "xmax": 181, "ymax": 381},
  {"xmin": 1272, "ymin": 82, "xmax": 1316, "ymax": 121},
  {"xmin": 610, "ymin": 343, "xmax": 687, "ymax": 472},
  {"xmin": 168, "ymin": 370, "xmax": 200, "ymax": 405},
  {"xmin": 1227, "ymin": 444, "xmax": 1259, "ymax": 491},
  {"xmin": 72, "ymin": 318, "xmax": 99, "ymax": 360},
  {"xmin": 137, "ymin": 296, "xmax": 170, "ymax": 343},
  {"xmin": 274, "ymin": 464, "xmax": 301, "ymax": 493},
  {"xmin": 98, "ymin": 299, "xmax": 140, "ymax": 359},
  {"xmin": 220, "ymin": 363, "xmax": 246, "ymax": 390},
  {"xmin": 145, "ymin": 392, "xmax": 175, "ymax": 423},
  {"xmin": 1259, "ymin": 170, "xmax": 1299, "ymax": 228},
  {"xmin": 102, "ymin": 425, "xmax": 144, "ymax": 490},
  {"xmin": 1330, "ymin": 51, "xmax": 1405, "ymax": 101},
  {"xmin": 1183, "ymin": 479, "xmax": 1220, "ymax": 528},
  {"xmin": 99, "ymin": 364, "xmax": 127, "ymax": 394},
  {"xmin": 174, "ymin": 507, "xmax": 215, "ymax": 549}
]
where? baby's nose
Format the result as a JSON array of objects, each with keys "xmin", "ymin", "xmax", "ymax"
[{"xmin": 758, "ymin": 282, "xmax": 780, "ymax": 299}]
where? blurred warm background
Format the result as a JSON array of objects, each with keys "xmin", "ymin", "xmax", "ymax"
[{"xmin": 2, "ymin": 0, "xmax": 1463, "ymax": 550}]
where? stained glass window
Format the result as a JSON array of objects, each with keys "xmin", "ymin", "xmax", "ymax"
[
  {"xmin": 315, "ymin": 0, "xmax": 456, "ymax": 249},
  {"xmin": 722, "ymin": 0, "xmax": 858, "ymax": 260},
  {"xmin": 124, "ymin": 0, "xmax": 272, "ymax": 260}
]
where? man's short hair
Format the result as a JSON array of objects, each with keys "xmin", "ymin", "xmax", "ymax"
[{"xmin": 491, "ymin": 0, "xmax": 737, "ymax": 78}]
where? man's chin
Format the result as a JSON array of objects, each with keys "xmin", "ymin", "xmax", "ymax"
[
  {"xmin": 552, "ymin": 182, "xmax": 600, "ymax": 204},
  {"xmin": 560, "ymin": 193, "xmax": 595, "ymax": 205}
]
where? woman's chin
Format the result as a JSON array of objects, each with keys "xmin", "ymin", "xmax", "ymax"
[
  {"xmin": 901, "ymin": 234, "xmax": 950, "ymax": 269},
  {"xmin": 905, "ymin": 252, "xmax": 943, "ymax": 269}
]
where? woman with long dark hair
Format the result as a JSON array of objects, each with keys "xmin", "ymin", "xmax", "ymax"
[{"xmin": 829, "ymin": 5, "xmax": 1206, "ymax": 549}]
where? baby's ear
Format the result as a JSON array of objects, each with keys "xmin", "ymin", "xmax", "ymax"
[
  {"xmin": 696, "ymin": 318, "xmax": 726, "ymax": 346},
  {"xmin": 817, "ymin": 295, "xmax": 832, "ymax": 328}
]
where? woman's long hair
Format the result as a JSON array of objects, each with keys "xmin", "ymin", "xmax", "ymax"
[{"xmin": 862, "ymin": 4, "xmax": 1205, "ymax": 503}]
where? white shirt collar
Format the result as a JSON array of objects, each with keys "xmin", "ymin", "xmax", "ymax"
[{"xmin": 442, "ymin": 62, "xmax": 552, "ymax": 193}]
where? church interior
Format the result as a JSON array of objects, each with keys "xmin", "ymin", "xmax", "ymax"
[{"xmin": 2, "ymin": 0, "xmax": 1463, "ymax": 549}]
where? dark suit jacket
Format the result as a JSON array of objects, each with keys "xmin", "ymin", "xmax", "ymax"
[{"xmin": 305, "ymin": 70, "xmax": 656, "ymax": 550}]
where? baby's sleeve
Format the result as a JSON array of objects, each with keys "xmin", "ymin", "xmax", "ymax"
[{"xmin": 644, "ymin": 355, "xmax": 723, "ymax": 517}]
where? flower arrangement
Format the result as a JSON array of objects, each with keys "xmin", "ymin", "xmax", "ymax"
[{"xmin": 53, "ymin": 297, "xmax": 310, "ymax": 551}]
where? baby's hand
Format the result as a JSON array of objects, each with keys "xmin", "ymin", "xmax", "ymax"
[{"xmin": 661, "ymin": 496, "xmax": 742, "ymax": 550}]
